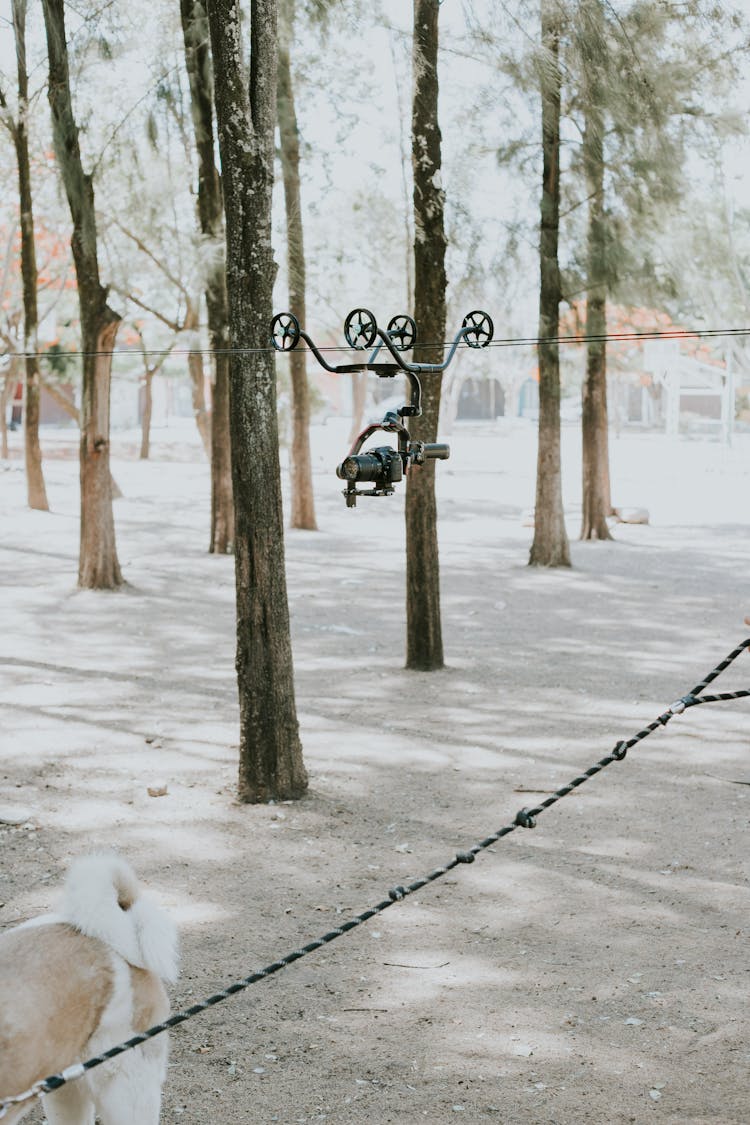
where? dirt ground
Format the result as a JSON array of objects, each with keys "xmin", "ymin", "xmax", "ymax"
[{"xmin": 1, "ymin": 417, "xmax": 749, "ymax": 1124}]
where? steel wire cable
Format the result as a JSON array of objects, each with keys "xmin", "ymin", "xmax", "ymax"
[
  {"xmin": 5, "ymin": 324, "xmax": 750, "ymax": 363},
  {"xmin": 1, "ymin": 636, "xmax": 748, "ymax": 1118}
]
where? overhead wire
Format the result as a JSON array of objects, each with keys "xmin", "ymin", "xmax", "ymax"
[{"xmin": 3, "ymin": 324, "xmax": 750, "ymax": 363}]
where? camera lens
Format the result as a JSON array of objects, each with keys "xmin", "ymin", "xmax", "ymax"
[
  {"xmin": 337, "ymin": 452, "xmax": 384, "ymax": 482},
  {"xmin": 337, "ymin": 456, "xmax": 363, "ymax": 481}
]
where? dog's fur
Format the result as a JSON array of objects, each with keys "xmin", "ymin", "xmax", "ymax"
[{"xmin": 0, "ymin": 854, "xmax": 178, "ymax": 1124}]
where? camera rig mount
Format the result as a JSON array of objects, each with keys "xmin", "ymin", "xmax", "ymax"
[{"xmin": 269, "ymin": 307, "xmax": 494, "ymax": 506}]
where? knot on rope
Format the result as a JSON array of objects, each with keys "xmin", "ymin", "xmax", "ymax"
[
  {"xmin": 455, "ymin": 851, "xmax": 476, "ymax": 864},
  {"xmin": 514, "ymin": 808, "xmax": 536, "ymax": 829},
  {"xmin": 612, "ymin": 741, "xmax": 628, "ymax": 761},
  {"xmin": 389, "ymin": 885, "xmax": 407, "ymax": 901},
  {"xmin": 669, "ymin": 695, "xmax": 695, "ymax": 715}
]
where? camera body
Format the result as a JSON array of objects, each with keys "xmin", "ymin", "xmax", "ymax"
[
  {"xmin": 336, "ymin": 441, "xmax": 449, "ymax": 507},
  {"xmin": 336, "ymin": 445, "xmax": 404, "ymax": 494}
]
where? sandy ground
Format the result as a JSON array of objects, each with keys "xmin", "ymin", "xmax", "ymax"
[{"xmin": 1, "ymin": 416, "xmax": 749, "ymax": 1124}]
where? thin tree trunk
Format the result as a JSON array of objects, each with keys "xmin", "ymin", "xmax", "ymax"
[
  {"xmin": 180, "ymin": 0, "xmax": 234, "ymax": 553},
  {"xmin": 389, "ymin": 31, "xmax": 415, "ymax": 310},
  {"xmin": 1, "ymin": 367, "xmax": 17, "ymax": 460},
  {"xmin": 136, "ymin": 335, "xmax": 173, "ymax": 462},
  {"xmin": 278, "ymin": 1, "xmax": 317, "ymax": 531},
  {"xmin": 189, "ymin": 354, "xmax": 211, "ymax": 455},
  {"xmin": 348, "ymin": 372, "xmax": 367, "ymax": 444},
  {"xmin": 405, "ymin": 0, "xmax": 447, "ymax": 671},
  {"xmin": 23, "ymin": 357, "xmax": 48, "ymax": 509},
  {"xmin": 580, "ymin": 0, "xmax": 613, "ymax": 541},
  {"xmin": 207, "ymin": 0, "xmax": 307, "ymax": 802},
  {"xmin": 11, "ymin": 0, "xmax": 49, "ymax": 511},
  {"xmin": 140, "ymin": 370, "xmax": 154, "ymax": 460},
  {"xmin": 43, "ymin": 0, "xmax": 123, "ymax": 589},
  {"xmin": 529, "ymin": 0, "xmax": 571, "ymax": 568},
  {"xmin": 186, "ymin": 298, "xmax": 212, "ymax": 457},
  {"xmin": 209, "ymin": 346, "xmax": 233, "ymax": 552}
]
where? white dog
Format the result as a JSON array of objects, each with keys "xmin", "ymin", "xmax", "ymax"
[{"xmin": 0, "ymin": 854, "xmax": 178, "ymax": 1124}]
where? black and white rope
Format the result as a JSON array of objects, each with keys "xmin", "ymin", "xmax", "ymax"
[{"xmin": 2, "ymin": 636, "xmax": 748, "ymax": 1118}]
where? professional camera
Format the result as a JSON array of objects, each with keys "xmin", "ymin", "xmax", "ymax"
[
  {"xmin": 336, "ymin": 441, "xmax": 449, "ymax": 507},
  {"xmin": 337, "ymin": 445, "xmax": 403, "ymax": 493}
]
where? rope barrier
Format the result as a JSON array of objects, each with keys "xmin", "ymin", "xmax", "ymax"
[{"xmin": 2, "ymin": 636, "xmax": 748, "ymax": 1118}]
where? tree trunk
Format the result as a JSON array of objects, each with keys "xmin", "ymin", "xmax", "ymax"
[
  {"xmin": 405, "ymin": 0, "xmax": 448, "ymax": 671},
  {"xmin": 186, "ymin": 298, "xmax": 212, "ymax": 457},
  {"xmin": 348, "ymin": 372, "xmax": 367, "ymax": 444},
  {"xmin": 207, "ymin": 0, "xmax": 307, "ymax": 802},
  {"xmin": 78, "ymin": 317, "xmax": 123, "ymax": 588},
  {"xmin": 580, "ymin": 0, "xmax": 613, "ymax": 541},
  {"xmin": 42, "ymin": 0, "xmax": 123, "ymax": 589},
  {"xmin": 278, "ymin": 2, "xmax": 317, "ymax": 531},
  {"xmin": 209, "ymin": 346, "xmax": 234, "ymax": 552},
  {"xmin": 11, "ymin": 0, "xmax": 49, "ymax": 511},
  {"xmin": 180, "ymin": 0, "xmax": 234, "ymax": 553},
  {"xmin": 1, "ymin": 367, "xmax": 18, "ymax": 460},
  {"xmin": 529, "ymin": 1, "xmax": 571, "ymax": 569},
  {"xmin": 190, "ymin": 357, "xmax": 212, "ymax": 455},
  {"xmin": 140, "ymin": 370, "xmax": 154, "ymax": 460}
]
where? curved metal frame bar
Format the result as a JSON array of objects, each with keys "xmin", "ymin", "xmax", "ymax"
[
  {"xmin": 366, "ymin": 323, "xmax": 475, "ymax": 375},
  {"xmin": 270, "ymin": 310, "xmax": 493, "ymax": 383},
  {"xmin": 269, "ymin": 309, "xmax": 494, "ymax": 448},
  {"xmin": 292, "ymin": 329, "xmax": 424, "ymax": 415},
  {"xmin": 296, "ymin": 329, "xmax": 349, "ymax": 374},
  {"xmin": 347, "ymin": 411, "xmax": 411, "ymax": 459}
]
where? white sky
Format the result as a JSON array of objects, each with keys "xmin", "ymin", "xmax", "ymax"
[{"xmin": 1, "ymin": 0, "xmax": 749, "ymax": 350}]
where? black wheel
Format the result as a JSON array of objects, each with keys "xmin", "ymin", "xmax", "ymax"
[
  {"xmin": 270, "ymin": 312, "xmax": 301, "ymax": 352},
  {"xmin": 387, "ymin": 314, "xmax": 417, "ymax": 352},
  {"xmin": 344, "ymin": 307, "xmax": 378, "ymax": 350},
  {"xmin": 462, "ymin": 310, "xmax": 494, "ymax": 349}
]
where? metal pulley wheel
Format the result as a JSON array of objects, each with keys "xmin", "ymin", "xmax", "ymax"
[
  {"xmin": 344, "ymin": 308, "xmax": 378, "ymax": 350},
  {"xmin": 270, "ymin": 311, "xmax": 301, "ymax": 352}
]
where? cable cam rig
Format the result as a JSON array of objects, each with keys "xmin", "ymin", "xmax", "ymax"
[{"xmin": 270, "ymin": 307, "xmax": 494, "ymax": 507}]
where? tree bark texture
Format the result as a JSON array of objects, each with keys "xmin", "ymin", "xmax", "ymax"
[
  {"xmin": 406, "ymin": 0, "xmax": 447, "ymax": 671},
  {"xmin": 180, "ymin": 0, "xmax": 234, "ymax": 553},
  {"xmin": 348, "ymin": 372, "xmax": 367, "ymax": 444},
  {"xmin": 185, "ymin": 297, "xmax": 212, "ymax": 457},
  {"xmin": 12, "ymin": 0, "xmax": 49, "ymax": 511},
  {"xmin": 529, "ymin": 1, "xmax": 571, "ymax": 568},
  {"xmin": 140, "ymin": 370, "xmax": 154, "ymax": 460},
  {"xmin": 207, "ymin": 0, "xmax": 307, "ymax": 802},
  {"xmin": 1, "ymin": 365, "xmax": 19, "ymax": 461},
  {"xmin": 42, "ymin": 0, "xmax": 123, "ymax": 588},
  {"xmin": 580, "ymin": 0, "xmax": 613, "ymax": 541},
  {"xmin": 278, "ymin": 1, "xmax": 317, "ymax": 531}
]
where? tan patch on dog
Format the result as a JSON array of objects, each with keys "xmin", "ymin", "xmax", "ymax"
[
  {"xmin": 0, "ymin": 923, "xmax": 113, "ymax": 1098},
  {"xmin": 130, "ymin": 965, "xmax": 170, "ymax": 1031}
]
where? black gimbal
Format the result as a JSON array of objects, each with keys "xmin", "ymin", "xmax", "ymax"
[
  {"xmin": 269, "ymin": 307, "xmax": 493, "ymax": 506},
  {"xmin": 336, "ymin": 411, "xmax": 451, "ymax": 507}
]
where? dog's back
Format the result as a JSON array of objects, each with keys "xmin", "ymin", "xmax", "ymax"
[
  {"xmin": 0, "ymin": 855, "xmax": 177, "ymax": 1124},
  {"xmin": 0, "ymin": 923, "xmax": 115, "ymax": 1096}
]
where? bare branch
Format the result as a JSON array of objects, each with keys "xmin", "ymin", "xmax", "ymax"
[
  {"xmin": 103, "ymin": 214, "xmax": 189, "ymax": 296},
  {"xmin": 109, "ymin": 284, "xmax": 183, "ymax": 333}
]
